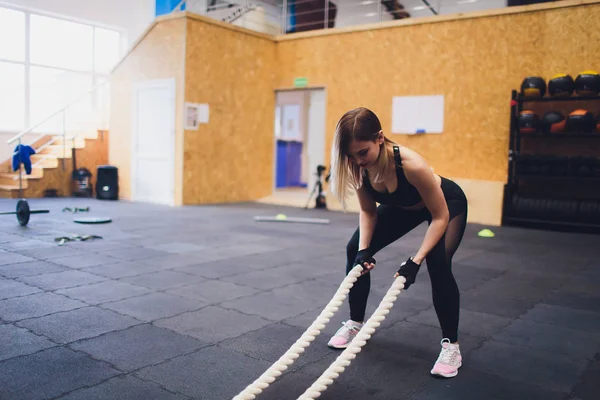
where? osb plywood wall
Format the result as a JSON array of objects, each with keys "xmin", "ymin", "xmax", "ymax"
[
  {"xmin": 109, "ymin": 18, "xmax": 186, "ymax": 203},
  {"xmin": 276, "ymin": 3, "xmax": 600, "ymax": 183},
  {"xmin": 182, "ymin": 18, "xmax": 276, "ymax": 204}
]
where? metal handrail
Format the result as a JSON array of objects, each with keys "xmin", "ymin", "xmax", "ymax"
[
  {"xmin": 173, "ymin": 0, "xmax": 187, "ymax": 11},
  {"xmin": 6, "ymin": 80, "xmax": 109, "ymax": 145}
]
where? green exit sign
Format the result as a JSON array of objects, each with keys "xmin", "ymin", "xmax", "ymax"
[{"xmin": 294, "ymin": 77, "xmax": 308, "ymax": 87}]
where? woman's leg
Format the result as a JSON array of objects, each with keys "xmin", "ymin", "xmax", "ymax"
[
  {"xmin": 425, "ymin": 203, "xmax": 467, "ymax": 343},
  {"xmin": 345, "ymin": 204, "xmax": 428, "ymax": 322},
  {"xmin": 426, "ymin": 178, "xmax": 468, "ymax": 377},
  {"xmin": 329, "ymin": 205, "xmax": 427, "ymax": 349}
]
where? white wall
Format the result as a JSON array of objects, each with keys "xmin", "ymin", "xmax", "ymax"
[{"xmin": 1, "ymin": 0, "xmax": 156, "ymax": 47}]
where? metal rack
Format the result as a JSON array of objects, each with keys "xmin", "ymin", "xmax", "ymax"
[{"xmin": 502, "ymin": 89, "xmax": 600, "ymax": 233}]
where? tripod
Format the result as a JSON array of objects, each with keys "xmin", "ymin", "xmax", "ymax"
[{"xmin": 304, "ymin": 165, "xmax": 329, "ymax": 210}]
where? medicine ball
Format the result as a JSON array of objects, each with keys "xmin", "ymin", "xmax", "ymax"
[
  {"xmin": 548, "ymin": 74, "xmax": 575, "ymax": 97},
  {"xmin": 541, "ymin": 111, "xmax": 566, "ymax": 134},
  {"xmin": 518, "ymin": 110, "xmax": 539, "ymax": 134},
  {"xmin": 574, "ymin": 70, "xmax": 600, "ymax": 96},
  {"xmin": 566, "ymin": 109, "xmax": 596, "ymax": 133},
  {"xmin": 520, "ymin": 76, "xmax": 546, "ymax": 98}
]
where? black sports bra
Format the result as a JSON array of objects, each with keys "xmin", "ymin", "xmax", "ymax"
[{"xmin": 362, "ymin": 146, "xmax": 423, "ymax": 207}]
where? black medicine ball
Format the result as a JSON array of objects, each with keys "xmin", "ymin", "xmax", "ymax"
[
  {"xmin": 574, "ymin": 71, "xmax": 600, "ymax": 96},
  {"xmin": 541, "ymin": 111, "xmax": 566, "ymax": 134},
  {"xmin": 548, "ymin": 74, "xmax": 575, "ymax": 97},
  {"xmin": 566, "ymin": 110, "xmax": 596, "ymax": 133},
  {"xmin": 520, "ymin": 76, "xmax": 546, "ymax": 98},
  {"xmin": 518, "ymin": 110, "xmax": 539, "ymax": 134}
]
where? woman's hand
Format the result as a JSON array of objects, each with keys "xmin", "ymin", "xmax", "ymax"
[
  {"xmin": 355, "ymin": 249, "xmax": 376, "ymax": 276},
  {"xmin": 394, "ymin": 257, "xmax": 421, "ymax": 289}
]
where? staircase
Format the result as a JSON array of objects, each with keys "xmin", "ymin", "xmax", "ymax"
[{"xmin": 1, "ymin": 83, "xmax": 110, "ymax": 200}]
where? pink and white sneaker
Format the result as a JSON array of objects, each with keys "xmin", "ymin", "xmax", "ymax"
[
  {"xmin": 327, "ymin": 320, "xmax": 363, "ymax": 349},
  {"xmin": 430, "ymin": 338, "xmax": 462, "ymax": 378}
]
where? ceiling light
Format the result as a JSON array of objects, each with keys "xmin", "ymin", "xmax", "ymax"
[
  {"xmin": 412, "ymin": 6, "xmax": 427, "ymax": 10},
  {"xmin": 361, "ymin": 1, "xmax": 376, "ymax": 4},
  {"xmin": 457, "ymin": 0, "xmax": 478, "ymax": 3},
  {"xmin": 365, "ymin": 12, "xmax": 377, "ymax": 17}
]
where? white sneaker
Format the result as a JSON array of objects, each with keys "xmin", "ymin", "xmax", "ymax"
[
  {"xmin": 327, "ymin": 320, "xmax": 363, "ymax": 349},
  {"xmin": 430, "ymin": 338, "xmax": 462, "ymax": 378}
]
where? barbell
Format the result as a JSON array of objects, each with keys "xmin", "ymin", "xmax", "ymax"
[{"xmin": 0, "ymin": 199, "xmax": 50, "ymax": 226}]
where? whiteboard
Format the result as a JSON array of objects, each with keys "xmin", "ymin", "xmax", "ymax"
[{"xmin": 392, "ymin": 95, "xmax": 445, "ymax": 134}]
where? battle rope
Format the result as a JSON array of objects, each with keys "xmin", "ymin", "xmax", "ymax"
[
  {"xmin": 232, "ymin": 265, "xmax": 364, "ymax": 400},
  {"xmin": 232, "ymin": 267, "xmax": 407, "ymax": 400},
  {"xmin": 297, "ymin": 275, "xmax": 406, "ymax": 399}
]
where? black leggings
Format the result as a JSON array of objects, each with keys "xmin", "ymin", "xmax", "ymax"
[{"xmin": 345, "ymin": 177, "xmax": 468, "ymax": 343}]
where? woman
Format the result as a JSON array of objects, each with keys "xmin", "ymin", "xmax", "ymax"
[{"xmin": 327, "ymin": 107, "xmax": 468, "ymax": 378}]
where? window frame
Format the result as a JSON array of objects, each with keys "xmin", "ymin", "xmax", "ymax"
[{"xmin": 0, "ymin": 3, "xmax": 126, "ymax": 134}]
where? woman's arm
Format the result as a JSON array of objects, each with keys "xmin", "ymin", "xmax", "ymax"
[
  {"xmin": 355, "ymin": 185, "xmax": 378, "ymax": 274},
  {"xmin": 401, "ymin": 149, "xmax": 449, "ymax": 265},
  {"xmin": 356, "ymin": 185, "xmax": 377, "ymax": 251}
]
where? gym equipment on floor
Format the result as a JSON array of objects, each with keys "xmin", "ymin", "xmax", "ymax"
[
  {"xmin": 509, "ymin": 194, "xmax": 600, "ymax": 223},
  {"xmin": 73, "ymin": 217, "xmax": 112, "ymax": 224},
  {"xmin": 254, "ymin": 215, "xmax": 330, "ymax": 225},
  {"xmin": 232, "ymin": 265, "xmax": 406, "ymax": 400},
  {"xmin": 1, "ymin": 145, "xmax": 50, "ymax": 226},
  {"xmin": 63, "ymin": 207, "xmax": 90, "ymax": 213},
  {"xmin": 55, "ymin": 234, "xmax": 103, "ymax": 246},
  {"xmin": 0, "ymin": 199, "xmax": 50, "ymax": 226}
]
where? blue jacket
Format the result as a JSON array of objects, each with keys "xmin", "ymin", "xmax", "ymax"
[{"xmin": 12, "ymin": 144, "xmax": 36, "ymax": 175}]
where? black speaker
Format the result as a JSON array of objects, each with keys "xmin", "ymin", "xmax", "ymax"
[{"xmin": 96, "ymin": 165, "xmax": 118, "ymax": 200}]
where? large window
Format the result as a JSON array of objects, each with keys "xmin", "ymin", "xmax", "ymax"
[
  {"xmin": 0, "ymin": 5, "xmax": 123, "ymax": 133},
  {"xmin": 94, "ymin": 28, "xmax": 122, "ymax": 74},
  {"xmin": 0, "ymin": 62, "xmax": 25, "ymax": 131},
  {"xmin": 30, "ymin": 67, "xmax": 94, "ymax": 133},
  {"xmin": 0, "ymin": 8, "xmax": 25, "ymax": 62},
  {"xmin": 30, "ymin": 14, "xmax": 94, "ymax": 71}
]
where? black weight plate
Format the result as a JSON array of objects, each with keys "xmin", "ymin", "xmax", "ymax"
[{"xmin": 16, "ymin": 199, "xmax": 30, "ymax": 226}]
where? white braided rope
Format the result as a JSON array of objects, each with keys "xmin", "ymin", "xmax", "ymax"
[
  {"xmin": 296, "ymin": 275, "xmax": 406, "ymax": 399},
  {"xmin": 232, "ymin": 265, "xmax": 364, "ymax": 400}
]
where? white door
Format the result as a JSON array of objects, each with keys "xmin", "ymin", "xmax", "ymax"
[
  {"xmin": 131, "ymin": 78, "xmax": 176, "ymax": 205},
  {"xmin": 306, "ymin": 89, "xmax": 326, "ymax": 190}
]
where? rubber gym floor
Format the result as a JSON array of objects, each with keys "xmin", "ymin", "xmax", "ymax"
[{"xmin": 0, "ymin": 197, "xmax": 598, "ymax": 400}]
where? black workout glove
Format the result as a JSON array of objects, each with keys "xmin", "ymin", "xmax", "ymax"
[
  {"xmin": 396, "ymin": 257, "xmax": 421, "ymax": 289},
  {"xmin": 354, "ymin": 248, "xmax": 376, "ymax": 274}
]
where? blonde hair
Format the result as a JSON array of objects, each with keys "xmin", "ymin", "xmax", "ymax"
[{"xmin": 330, "ymin": 107, "xmax": 396, "ymax": 210}]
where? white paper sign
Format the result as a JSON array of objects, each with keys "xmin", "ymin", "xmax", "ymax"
[
  {"xmin": 197, "ymin": 103, "xmax": 209, "ymax": 123},
  {"xmin": 184, "ymin": 102, "xmax": 209, "ymax": 130},
  {"xmin": 392, "ymin": 95, "xmax": 444, "ymax": 134}
]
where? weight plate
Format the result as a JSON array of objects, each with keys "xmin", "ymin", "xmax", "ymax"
[
  {"xmin": 73, "ymin": 217, "xmax": 112, "ymax": 224},
  {"xmin": 16, "ymin": 199, "xmax": 30, "ymax": 226}
]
